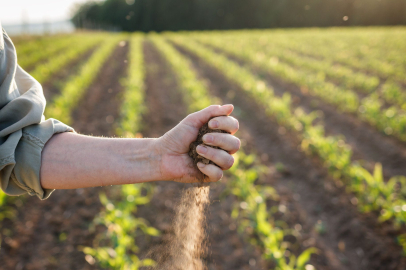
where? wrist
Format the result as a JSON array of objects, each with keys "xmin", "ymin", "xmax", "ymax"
[
  {"xmin": 150, "ymin": 136, "xmax": 177, "ymax": 182},
  {"xmin": 148, "ymin": 137, "xmax": 165, "ymax": 181},
  {"xmin": 120, "ymin": 138, "xmax": 163, "ymax": 183}
]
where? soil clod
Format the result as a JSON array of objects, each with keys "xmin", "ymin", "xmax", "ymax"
[{"xmin": 188, "ymin": 117, "xmax": 229, "ymax": 168}]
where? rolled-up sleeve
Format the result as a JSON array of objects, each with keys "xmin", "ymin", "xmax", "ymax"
[{"xmin": 0, "ymin": 24, "xmax": 73, "ymax": 199}]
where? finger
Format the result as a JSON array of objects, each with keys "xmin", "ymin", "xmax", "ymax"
[
  {"xmin": 197, "ymin": 162, "xmax": 223, "ymax": 182},
  {"xmin": 196, "ymin": 145, "xmax": 235, "ymax": 170},
  {"xmin": 208, "ymin": 116, "xmax": 239, "ymax": 134},
  {"xmin": 185, "ymin": 104, "xmax": 234, "ymax": 128},
  {"xmin": 202, "ymin": 133, "xmax": 241, "ymax": 154}
]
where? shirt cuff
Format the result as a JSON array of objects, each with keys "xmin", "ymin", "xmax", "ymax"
[{"xmin": 11, "ymin": 118, "xmax": 74, "ymax": 200}]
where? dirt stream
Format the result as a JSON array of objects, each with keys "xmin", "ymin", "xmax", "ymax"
[
  {"xmin": 0, "ymin": 40, "xmax": 129, "ymax": 270},
  {"xmin": 135, "ymin": 41, "xmax": 267, "ymax": 270},
  {"xmin": 173, "ymin": 42, "xmax": 406, "ymax": 270}
]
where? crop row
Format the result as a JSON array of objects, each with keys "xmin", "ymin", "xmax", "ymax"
[
  {"xmin": 13, "ymin": 34, "xmax": 72, "ymax": 58},
  {"xmin": 83, "ymin": 35, "xmax": 159, "ymax": 270},
  {"xmin": 223, "ymin": 34, "xmax": 406, "ymax": 111},
  {"xmin": 257, "ymin": 29, "xmax": 406, "ymax": 85},
  {"xmin": 237, "ymin": 29, "xmax": 406, "ymax": 84},
  {"xmin": 193, "ymin": 35, "xmax": 406, "ymax": 142},
  {"xmin": 151, "ymin": 35, "xmax": 316, "ymax": 269},
  {"xmin": 18, "ymin": 35, "xmax": 82, "ymax": 71},
  {"xmin": 30, "ymin": 33, "xmax": 107, "ymax": 84},
  {"xmin": 252, "ymin": 40, "xmax": 379, "ymax": 94},
  {"xmin": 168, "ymin": 35, "xmax": 406, "ymax": 252},
  {"xmin": 45, "ymin": 34, "xmax": 123, "ymax": 124}
]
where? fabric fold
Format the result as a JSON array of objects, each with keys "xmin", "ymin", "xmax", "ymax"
[{"xmin": 0, "ymin": 22, "xmax": 74, "ymax": 200}]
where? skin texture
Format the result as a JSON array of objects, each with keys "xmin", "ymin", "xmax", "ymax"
[{"xmin": 40, "ymin": 105, "xmax": 240, "ymax": 189}]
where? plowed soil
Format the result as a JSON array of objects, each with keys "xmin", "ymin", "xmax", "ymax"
[
  {"xmin": 0, "ymin": 40, "xmax": 129, "ymax": 270},
  {"xmin": 172, "ymin": 42, "xmax": 406, "ymax": 270}
]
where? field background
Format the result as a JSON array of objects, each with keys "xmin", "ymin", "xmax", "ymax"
[{"xmin": 1, "ymin": 26, "xmax": 406, "ymax": 270}]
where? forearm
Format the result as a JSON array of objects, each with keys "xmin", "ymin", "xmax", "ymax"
[{"xmin": 40, "ymin": 132, "xmax": 162, "ymax": 189}]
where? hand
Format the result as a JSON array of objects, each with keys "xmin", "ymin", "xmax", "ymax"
[{"xmin": 154, "ymin": 105, "xmax": 240, "ymax": 183}]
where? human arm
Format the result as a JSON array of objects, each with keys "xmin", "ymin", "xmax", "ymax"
[
  {"xmin": 40, "ymin": 105, "xmax": 240, "ymax": 189},
  {"xmin": 40, "ymin": 105, "xmax": 240, "ymax": 188}
]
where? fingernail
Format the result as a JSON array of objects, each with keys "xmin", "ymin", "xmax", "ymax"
[
  {"xmin": 197, "ymin": 162, "xmax": 205, "ymax": 168},
  {"xmin": 197, "ymin": 145, "xmax": 207, "ymax": 154},
  {"xmin": 209, "ymin": 120, "xmax": 219, "ymax": 129},
  {"xmin": 203, "ymin": 134, "xmax": 213, "ymax": 143}
]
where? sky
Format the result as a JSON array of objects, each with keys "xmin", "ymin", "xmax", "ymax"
[{"xmin": 0, "ymin": 0, "xmax": 90, "ymax": 25}]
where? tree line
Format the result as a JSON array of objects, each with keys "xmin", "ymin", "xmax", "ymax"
[{"xmin": 71, "ymin": 0, "xmax": 406, "ymax": 32}]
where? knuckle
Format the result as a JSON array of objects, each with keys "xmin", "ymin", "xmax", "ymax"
[
  {"xmin": 216, "ymin": 133, "xmax": 225, "ymax": 146},
  {"xmin": 206, "ymin": 147, "xmax": 215, "ymax": 159},
  {"xmin": 211, "ymin": 134, "xmax": 218, "ymax": 144},
  {"xmin": 185, "ymin": 113, "xmax": 196, "ymax": 122},
  {"xmin": 209, "ymin": 105, "xmax": 221, "ymax": 111}
]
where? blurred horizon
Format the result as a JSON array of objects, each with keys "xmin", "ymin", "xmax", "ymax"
[
  {"xmin": 2, "ymin": 20, "xmax": 75, "ymax": 35},
  {"xmin": 0, "ymin": 0, "xmax": 88, "ymax": 25},
  {"xmin": 2, "ymin": 0, "xmax": 406, "ymax": 35}
]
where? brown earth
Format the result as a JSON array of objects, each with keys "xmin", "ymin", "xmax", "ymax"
[
  {"xmin": 172, "ymin": 41, "xmax": 406, "ymax": 270},
  {"xmin": 0, "ymin": 40, "xmax": 129, "ymax": 270},
  {"xmin": 286, "ymin": 47, "xmax": 406, "ymax": 95},
  {"xmin": 135, "ymin": 40, "xmax": 268, "ymax": 270}
]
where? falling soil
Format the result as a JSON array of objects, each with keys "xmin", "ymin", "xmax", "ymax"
[
  {"xmin": 188, "ymin": 118, "xmax": 229, "ymax": 169},
  {"xmin": 148, "ymin": 186, "xmax": 210, "ymax": 270},
  {"xmin": 150, "ymin": 121, "xmax": 230, "ymax": 269}
]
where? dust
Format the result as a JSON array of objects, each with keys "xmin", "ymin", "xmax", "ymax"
[{"xmin": 148, "ymin": 185, "xmax": 210, "ymax": 270}]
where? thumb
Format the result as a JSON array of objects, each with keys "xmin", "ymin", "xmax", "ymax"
[{"xmin": 185, "ymin": 104, "xmax": 234, "ymax": 128}]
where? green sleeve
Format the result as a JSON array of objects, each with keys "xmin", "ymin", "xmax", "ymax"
[{"xmin": 0, "ymin": 23, "xmax": 74, "ymax": 200}]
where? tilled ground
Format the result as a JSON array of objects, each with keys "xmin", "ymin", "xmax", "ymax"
[
  {"xmin": 2, "ymin": 35, "xmax": 405, "ymax": 270},
  {"xmin": 0, "ymin": 40, "xmax": 129, "ymax": 270},
  {"xmin": 172, "ymin": 42, "xmax": 406, "ymax": 270}
]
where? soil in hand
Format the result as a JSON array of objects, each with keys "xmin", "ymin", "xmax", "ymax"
[{"xmin": 188, "ymin": 118, "xmax": 229, "ymax": 168}]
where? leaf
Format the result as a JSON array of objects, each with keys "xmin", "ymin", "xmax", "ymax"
[
  {"xmin": 141, "ymin": 258, "xmax": 156, "ymax": 266},
  {"xmin": 82, "ymin": 247, "xmax": 96, "ymax": 255},
  {"xmin": 133, "ymin": 196, "xmax": 150, "ymax": 205},
  {"xmin": 296, "ymin": 247, "xmax": 318, "ymax": 268},
  {"xmin": 144, "ymin": 226, "xmax": 161, "ymax": 236},
  {"xmin": 373, "ymin": 163, "xmax": 383, "ymax": 184}
]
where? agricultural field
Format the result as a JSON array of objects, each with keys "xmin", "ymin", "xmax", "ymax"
[{"xmin": 1, "ymin": 27, "xmax": 406, "ymax": 270}]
